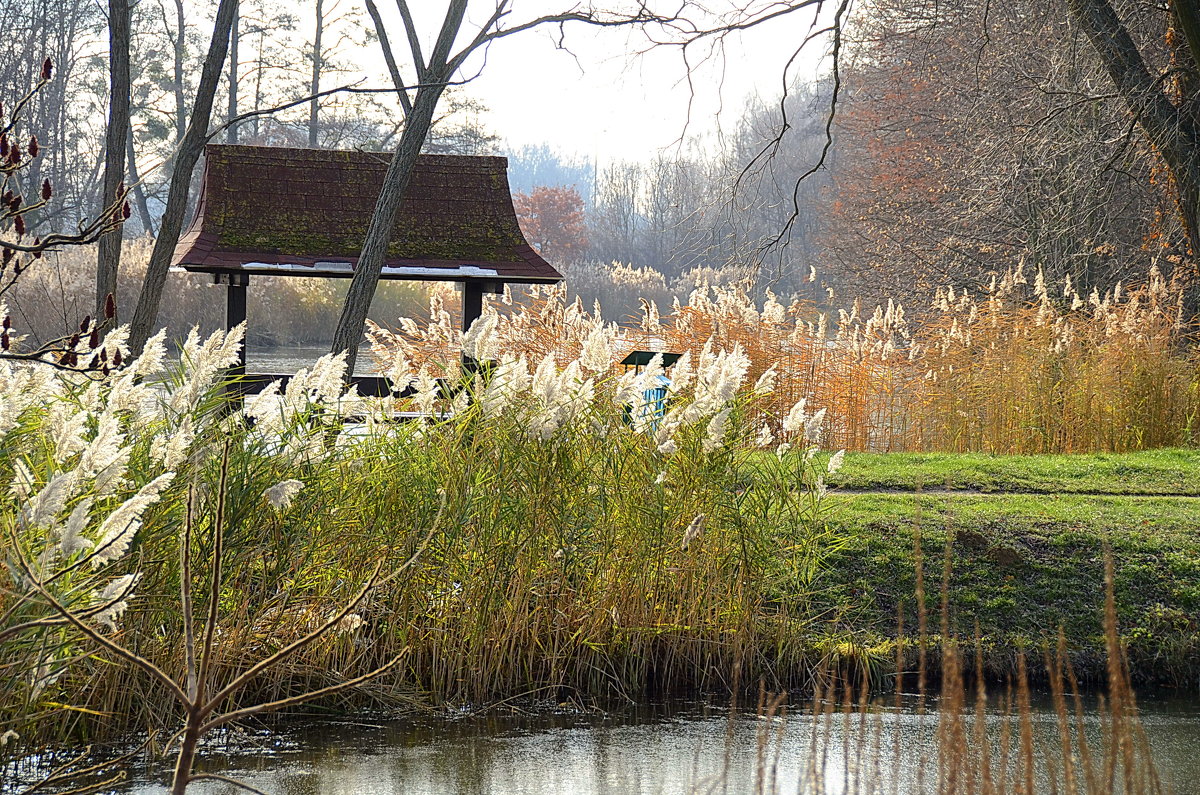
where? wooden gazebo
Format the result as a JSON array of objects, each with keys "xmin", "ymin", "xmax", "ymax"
[{"xmin": 171, "ymin": 143, "xmax": 562, "ymax": 394}]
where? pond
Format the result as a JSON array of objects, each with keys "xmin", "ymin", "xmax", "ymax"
[
  {"xmin": 110, "ymin": 694, "xmax": 1199, "ymax": 794},
  {"xmin": 245, "ymin": 346, "xmax": 350, "ymax": 375}
]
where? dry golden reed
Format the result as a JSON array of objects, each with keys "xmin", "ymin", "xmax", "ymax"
[{"xmin": 373, "ymin": 263, "xmax": 1199, "ymax": 454}]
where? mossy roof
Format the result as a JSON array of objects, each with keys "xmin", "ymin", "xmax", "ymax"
[{"xmin": 171, "ymin": 144, "xmax": 561, "ymax": 283}]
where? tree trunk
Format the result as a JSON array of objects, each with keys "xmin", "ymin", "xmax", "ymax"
[
  {"xmin": 329, "ymin": 83, "xmax": 444, "ymax": 373},
  {"xmin": 172, "ymin": 0, "xmax": 187, "ymax": 144},
  {"xmin": 1174, "ymin": 1, "xmax": 1200, "ymax": 80},
  {"xmin": 95, "ymin": 0, "xmax": 131, "ymax": 320},
  {"xmin": 127, "ymin": 0, "xmax": 241, "ymax": 355},
  {"xmin": 1067, "ymin": 0, "xmax": 1200, "ymax": 314},
  {"xmin": 308, "ymin": 0, "xmax": 323, "ymax": 148},
  {"xmin": 170, "ymin": 719, "xmax": 201, "ymax": 795},
  {"xmin": 126, "ymin": 127, "xmax": 155, "ymax": 236},
  {"xmin": 227, "ymin": 4, "xmax": 240, "ymax": 144},
  {"xmin": 328, "ymin": 0, "xmax": 469, "ymax": 374},
  {"xmin": 253, "ymin": 27, "xmax": 265, "ymax": 140},
  {"xmin": 1171, "ymin": 3, "xmax": 1200, "ymax": 128}
]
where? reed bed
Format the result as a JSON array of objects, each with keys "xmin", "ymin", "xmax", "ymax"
[
  {"xmin": 0, "ymin": 266, "xmax": 1191, "ymax": 787},
  {"xmin": 0, "ymin": 322, "xmax": 840, "ymax": 749},
  {"xmin": 372, "ymin": 263, "xmax": 1200, "ymax": 454}
]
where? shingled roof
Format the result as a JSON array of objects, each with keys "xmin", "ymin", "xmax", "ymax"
[{"xmin": 172, "ymin": 144, "xmax": 561, "ymax": 283}]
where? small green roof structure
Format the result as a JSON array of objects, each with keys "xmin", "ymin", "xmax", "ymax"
[
  {"xmin": 169, "ymin": 144, "xmax": 562, "ymax": 396},
  {"xmin": 173, "ymin": 144, "xmax": 561, "ymax": 285}
]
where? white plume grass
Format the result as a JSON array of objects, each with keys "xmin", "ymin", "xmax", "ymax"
[{"xmin": 92, "ymin": 473, "xmax": 174, "ymax": 568}]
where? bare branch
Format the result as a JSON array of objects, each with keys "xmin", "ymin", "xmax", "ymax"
[
  {"xmin": 396, "ymin": 0, "xmax": 428, "ymax": 81},
  {"xmin": 757, "ymin": 0, "xmax": 849, "ymax": 265},
  {"xmin": 181, "ymin": 487, "xmax": 198, "ymax": 702},
  {"xmin": 0, "ymin": 73, "xmax": 53, "ymax": 139},
  {"xmin": 10, "ymin": 551, "xmax": 190, "ymax": 705},
  {"xmin": 448, "ymin": 4, "xmax": 700, "ymax": 74},
  {"xmin": 198, "ymin": 561, "xmax": 383, "ymax": 717},
  {"xmin": 200, "ymin": 490, "xmax": 443, "ymax": 716},
  {"xmin": 364, "ymin": 0, "xmax": 413, "ymax": 116},
  {"xmin": 201, "ymin": 653, "xmax": 406, "ymax": 733},
  {"xmin": 26, "ymin": 772, "xmax": 127, "ymax": 795},
  {"xmin": 196, "ymin": 441, "xmax": 231, "ymax": 707},
  {"xmin": 0, "ymin": 580, "xmax": 139, "ymax": 645},
  {"xmin": 185, "ymin": 774, "xmax": 270, "ymax": 794},
  {"xmin": 17, "ymin": 737, "xmax": 150, "ymax": 795}
]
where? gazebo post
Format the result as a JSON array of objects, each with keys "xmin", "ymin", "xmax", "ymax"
[
  {"xmin": 462, "ymin": 280, "xmax": 484, "ymax": 333},
  {"xmin": 215, "ymin": 272, "xmax": 249, "ymax": 373},
  {"xmin": 461, "ymin": 280, "xmax": 501, "ymax": 372},
  {"xmin": 460, "ymin": 280, "xmax": 501, "ymax": 333}
]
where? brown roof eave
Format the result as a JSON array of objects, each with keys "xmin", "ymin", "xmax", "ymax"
[{"xmin": 169, "ymin": 144, "xmax": 563, "ymax": 285}]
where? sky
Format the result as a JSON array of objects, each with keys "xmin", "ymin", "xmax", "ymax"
[{"xmin": 356, "ymin": 1, "xmax": 836, "ymax": 165}]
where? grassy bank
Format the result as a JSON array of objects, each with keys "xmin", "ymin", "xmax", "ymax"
[
  {"xmin": 825, "ymin": 448, "xmax": 1200, "ymax": 495},
  {"xmin": 810, "ymin": 452, "xmax": 1200, "ymax": 687}
]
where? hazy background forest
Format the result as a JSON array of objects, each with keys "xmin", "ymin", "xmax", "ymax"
[{"xmin": 2, "ymin": 0, "xmax": 1195, "ymax": 347}]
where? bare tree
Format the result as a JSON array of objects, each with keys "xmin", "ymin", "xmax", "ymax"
[
  {"xmin": 93, "ymin": 0, "xmax": 132, "ymax": 320},
  {"xmin": 331, "ymin": 0, "xmax": 833, "ymax": 373},
  {"xmin": 227, "ymin": 0, "xmax": 240, "ymax": 144},
  {"xmin": 808, "ymin": 0, "xmax": 1193, "ymax": 308},
  {"xmin": 308, "ymin": 0, "xmax": 324, "ymax": 147},
  {"xmin": 237, "ymin": 0, "xmax": 299, "ymax": 142},
  {"xmin": 0, "ymin": 0, "xmax": 104, "ymax": 234},
  {"xmin": 127, "ymin": 0, "xmax": 241, "ymax": 355},
  {"xmin": 164, "ymin": 0, "xmax": 189, "ymax": 145},
  {"xmin": 1066, "ymin": 0, "xmax": 1200, "ymax": 307}
]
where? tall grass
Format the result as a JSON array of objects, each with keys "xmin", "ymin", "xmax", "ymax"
[
  {"xmin": 0, "ymin": 322, "xmax": 839, "ymax": 748},
  {"xmin": 745, "ymin": 551, "xmax": 1168, "ymax": 794},
  {"xmin": 16, "ymin": 239, "xmax": 1194, "ymax": 452},
  {"xmin": 373, "ymin": 263, "xmax": 1199, "ymax": 453}
]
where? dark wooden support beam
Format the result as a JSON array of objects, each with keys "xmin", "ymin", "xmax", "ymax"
[
  {"xmin": 215, "ymin": 272, "xmax": 249, "ymax": 373},
  {"xmin": 461, "ymin": 280, "xmax": 484, "ymax": 333},
  {"xmin": 213, "ymin": 272, "xmax": 248, "ymax": 409},
  {"xmin": 460, "ymin": 280, "xmax": 501, "ymax": 373},
  {"xmin": 460, "ymin": 280, "xmax": 501, "ymax": 332}
]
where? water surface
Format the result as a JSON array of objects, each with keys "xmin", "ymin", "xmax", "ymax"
[
  {"xmin": 113, "ymin": 695, "xmax": 1199, "ymax": 794},
  {"xmin": 245, "ymin": 346, "xmax": 346, "ymax": 375}
]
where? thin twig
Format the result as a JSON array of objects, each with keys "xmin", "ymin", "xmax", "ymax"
[
  {"xmin": 201, "ymin": 653, "xmax": 406, "ymax": 732},
  {"xmin": 185, "ymin": 773, "xmax": 270, "ymax": 794},
  {"xmin": 196, "ymin": 440, "xmax": 231, "ymax": 706},
  {"xmin": 10, "ymin": 551, "xmax": 189, "ymax": 705},
  {"xmin": 182, "ymin": 485, "xmax": 198, "ymax": 701}
]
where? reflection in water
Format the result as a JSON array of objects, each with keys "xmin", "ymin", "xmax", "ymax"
[
  {"xmin": 119, "ymin": 696, "xmax": 1199, "ymax": 794},
  {"xmin": 168, "ymin": 345, "xmax": 371, "ymax": 375},
  {"xmin": 245, "ymin": 346, "xmax": 350, "ymax": 375}
]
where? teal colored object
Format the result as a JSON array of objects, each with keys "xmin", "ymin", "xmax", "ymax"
[
  {"xmin": 621, "ymin": 350, "xmax": 681, "ymax": 424},
  {"xmin": 643, "ymin": 374, "xmax": 671, "ymax": 419}
]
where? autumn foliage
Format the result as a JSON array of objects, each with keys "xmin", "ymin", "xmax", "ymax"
[{"xmin": 512, "ymin": 185, "xmax": 589, "ymax": 264}]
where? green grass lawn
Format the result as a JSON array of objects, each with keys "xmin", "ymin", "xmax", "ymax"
[
  {"xmin": 809, "ymin": 451, "xmax": 1200, "ymax": 687},
  {"xmin": 823, "ymin": 448, "xmax": 1200, "ymax": 495}
]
